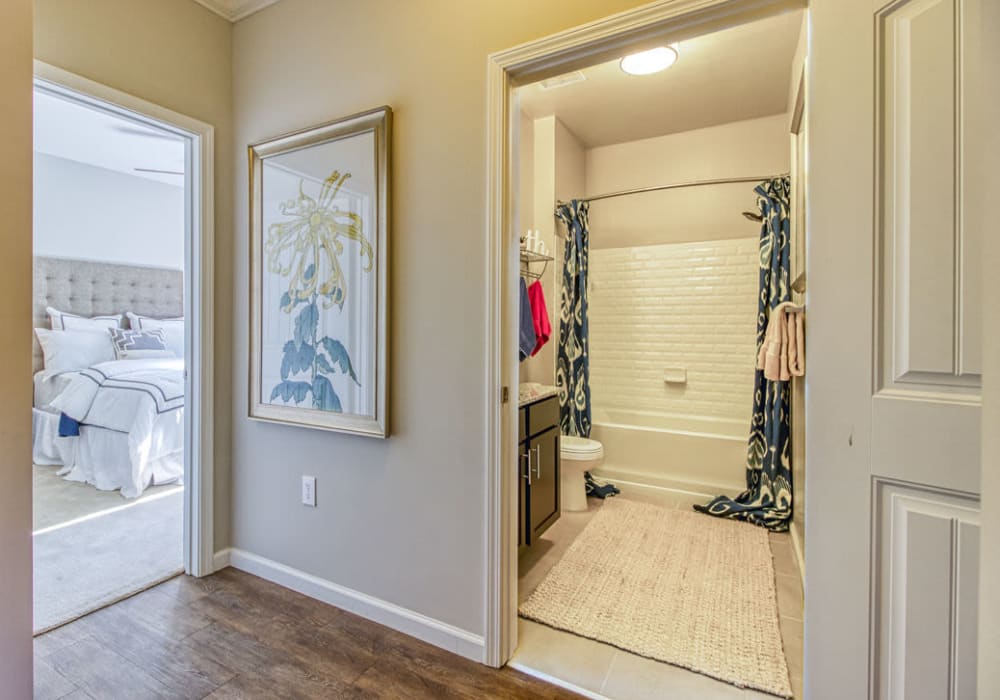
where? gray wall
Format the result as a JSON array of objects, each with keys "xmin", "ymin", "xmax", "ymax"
[
  {"xmin": 34, "ymin": 153, "xmax": 185, "ymax": 270},
  {"xmin": 232, "ymin": 0, "xmax": 652, "ymax": 636}
]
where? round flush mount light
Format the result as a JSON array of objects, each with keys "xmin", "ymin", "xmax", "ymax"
[{"xmin": 620, "ymin": 45, "xmax": 679, "ymax": 75}]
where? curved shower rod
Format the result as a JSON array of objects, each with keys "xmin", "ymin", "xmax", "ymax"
[{"xmin": 556, "ymin": 172, "xmax": 790, "ymax": 206}]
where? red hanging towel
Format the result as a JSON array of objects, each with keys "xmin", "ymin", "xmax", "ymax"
[{"xmin": 527, "ymin": 280, "xmax": 551, "ymax": 356}]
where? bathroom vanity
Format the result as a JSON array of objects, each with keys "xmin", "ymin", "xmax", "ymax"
[{"xmin": 518, "ymin": 392, "xmax": 561, "ymax": 548}]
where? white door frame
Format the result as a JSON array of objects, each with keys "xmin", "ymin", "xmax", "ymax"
[
  {"xmin": 482, "ymin": 0, "xmax": 807, "ymax": 666},
  {"xmin": 32, "ymin": 61, "xmax": 216, "ymax": 577}
]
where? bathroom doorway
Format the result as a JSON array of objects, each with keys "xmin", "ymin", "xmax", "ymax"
[{"xmin": 486, "ymin": 2, "xmax": 808, "ymax": 697}]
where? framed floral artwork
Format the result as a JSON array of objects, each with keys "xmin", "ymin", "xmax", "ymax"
[{"xmin": 248, "ymin": 107, "xmax": 390, "ymax": 437}]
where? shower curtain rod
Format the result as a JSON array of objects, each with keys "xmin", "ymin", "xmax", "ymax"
[{"xmin": 558, "ymin": 172, "xmax": 790, "ymax": 205}]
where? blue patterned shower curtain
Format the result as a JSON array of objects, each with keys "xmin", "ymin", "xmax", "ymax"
[
  {"xmin": 695, "ymin": 177, "xmax": 793, "ymax": 531},
  {"xmin": 555, "ymin": 200, "xmax": 591, "ymax": 437}
]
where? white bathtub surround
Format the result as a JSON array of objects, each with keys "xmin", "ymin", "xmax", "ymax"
[
  {"xmin": 590, "ymin": 409, "xmax": 746, "ymax": 496},
  {"xmin": 588, "ymin": 237, "xmax": 759, "ymax": 423}
]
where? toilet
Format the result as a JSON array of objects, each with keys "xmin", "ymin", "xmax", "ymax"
[{"xmin": 560, "ymin": 436, "xmax": 604, "ymax": 511}]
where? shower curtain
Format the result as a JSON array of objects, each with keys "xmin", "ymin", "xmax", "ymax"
[
  {"xmin": 555, "ymin": 200, "xmax": 591, "ymax": 437},
  {"xmin": 695, "ymin": 177, "xmax": 793, "ymax": 531}
]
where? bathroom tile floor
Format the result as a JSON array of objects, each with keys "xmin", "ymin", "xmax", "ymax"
[{"xmin": 514, "ymin": 484, "xmax": 804, "ymax": 700}]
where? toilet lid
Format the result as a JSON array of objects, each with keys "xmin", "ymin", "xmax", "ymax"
[{"xmin": 561, "ymin": 436, "xmax": 603, "ymax": 457}]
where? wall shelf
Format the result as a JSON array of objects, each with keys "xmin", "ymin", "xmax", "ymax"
[{"xmin": 520, "ymin": 248, "xmax": 553, "ymax": 280}]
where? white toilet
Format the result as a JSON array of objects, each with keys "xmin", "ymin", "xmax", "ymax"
[{"xmin": 560, "ymin": 436, "xmax": 604, "ymax": 511}]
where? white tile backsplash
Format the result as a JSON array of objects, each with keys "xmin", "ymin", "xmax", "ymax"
[{"xmin": 588, "ymin": 237, "xmax": 758, "ymax": 423}]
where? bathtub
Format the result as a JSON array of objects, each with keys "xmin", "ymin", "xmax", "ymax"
[{"xmin": 590, "ymin": 408, "xmax": 748, "ymax": 495}]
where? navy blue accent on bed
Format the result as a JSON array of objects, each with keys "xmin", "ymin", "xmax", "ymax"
[{"xmin": 58, "ymin": 412, "xmax": 81, "ymax": 437}]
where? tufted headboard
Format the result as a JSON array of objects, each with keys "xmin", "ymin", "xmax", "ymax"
[{"xmin": 33, "ymin": 256, "xmax": 184, "ymax": 373}]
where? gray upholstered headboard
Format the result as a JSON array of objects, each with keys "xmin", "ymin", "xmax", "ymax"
[{"xmin": 33, "ymin": 256, "xmax": 184, "ymax": 373}]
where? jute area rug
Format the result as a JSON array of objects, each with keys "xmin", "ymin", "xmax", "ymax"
[{"xmin": 518, "ymin": 498, "xmax": 792, "ymax": 698}]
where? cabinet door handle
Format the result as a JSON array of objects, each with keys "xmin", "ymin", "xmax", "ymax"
[
  {"xmin": 533, "ymin": 444, "xmax": 542, "ymax": 479},
  {"xmin": 521, "ymin": 450, "xmax": 532, "ymax": 485}
]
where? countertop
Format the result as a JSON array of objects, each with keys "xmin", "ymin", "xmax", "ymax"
[{"xmin": 518, "ymin": 383, "xmax": 559, "ymax": 407}]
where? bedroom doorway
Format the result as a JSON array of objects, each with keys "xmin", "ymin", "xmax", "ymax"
[{"xmin": 30, "ymin": 64, "xmax": 215, "ymax": 634}]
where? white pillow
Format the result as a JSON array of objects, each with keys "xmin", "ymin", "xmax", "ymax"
[
  {"xmin": 108, "ymin": 328, "xmax": 174, "ymax": 360},
  {"xmin": 35, "ymin": 328, "xmax": 116, "ymax": 372},
  {"xmin": 47, "ymin": 306, "xmax": 122, "ymax": 332},
  {"xmin": 127, "ymin": 313, "xmax": 184, "ymax": 358}
]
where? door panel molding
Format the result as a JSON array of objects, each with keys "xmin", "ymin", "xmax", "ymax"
[
  {"xmin": 876, "ymin": 0, "xmax": 981, "ymax": 396},
  {"xmin": 872, "ymin": 478, "xmax": 979, "ymax": 700}
]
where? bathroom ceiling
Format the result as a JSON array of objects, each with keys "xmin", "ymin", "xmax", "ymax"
[{"xmin": 517, "ymin": 10, "xmax": 804, "ymax": 148}]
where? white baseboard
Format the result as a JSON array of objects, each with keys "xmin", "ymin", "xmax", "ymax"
[
  {"xmin": 213, "ymin": 547, "xmax": 484, "ymax": 663},
  {"xmin": 212, "ymin": 547, "xmax": 232, "ymax": 572}
]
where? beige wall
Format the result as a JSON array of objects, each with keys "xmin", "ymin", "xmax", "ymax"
[
  {"xmin": 516, "ymin": 111, "xmax": 534, "ymax": 242},
  {"xmin": 521, "ymin": 115, "xmax": 555, "ymax": 386},
  {"xmin": 232, "ymin": 0, "xmax": 647, "ymax": 637},
  {"xmin": 586, "ymin": 114, "xmax": 789, "ymax": 249},
  {"xmin": 34, "ymin": 0, "xmax": 235, "ymax": 550},
  {"xmin": 0, "ymin": 0, "xmax": 34, "ymax": 694},
  {"xmin": 520, "ymin": 115, "xmax": 583, "ymax": 386}
]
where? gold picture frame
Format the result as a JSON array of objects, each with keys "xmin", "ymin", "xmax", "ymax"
[{"xmin": 248, "ymin": 107, "xmax": 390, "ymax": 438}]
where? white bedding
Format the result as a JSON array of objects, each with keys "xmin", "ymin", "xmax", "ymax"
[
  {"xmin": 62, "ymin": 422, "xmax": 183, "ymax": 495},
  {"xmin": 45, "ymin": 358, "xmax": 185, "ymax": 498},
  {"xmin": 33, "ymin": 369, "xmax": 80, "ymax": 413},
  {"xmin": 32, "ymin": 409, "xmax": 66, "ymax": 465}
]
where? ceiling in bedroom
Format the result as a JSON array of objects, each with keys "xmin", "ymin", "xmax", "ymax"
[
  {"xmin": 517, "ymin": 9, "xmax": 804, "ymax": 148},
  {"xmin": 33, "ymin": 90, "xmax": 186, "ymax": 187}
]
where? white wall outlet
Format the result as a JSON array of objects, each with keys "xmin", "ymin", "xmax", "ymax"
[{"xmin": 301, "ymin": 476, "xmax": 317, "ymax": 507}]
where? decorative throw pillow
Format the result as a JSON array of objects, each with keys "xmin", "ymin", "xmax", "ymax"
[
  {"xmin": 47, "ymin": 306, "xmax": 122, "ymax": 332},
  {"xmin": 34, "ymin": 328, "xmax": 116, "ymax": 372},
  {"xmin": 108, "ymin": 328, "xmax": 174, "ymax": 360},
  {"xmin": 126, "ymin": 312, "xmax": 184, "ymax": 358}
]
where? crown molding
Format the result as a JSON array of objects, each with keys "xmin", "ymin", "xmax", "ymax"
[{"xmin": 192, "ymin": 0, "xmax": 281, "ymax": 22}]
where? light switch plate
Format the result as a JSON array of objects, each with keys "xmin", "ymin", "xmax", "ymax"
[{"xmin": 301, "ymin": 475, "xmax": 316, "ymax": 507}]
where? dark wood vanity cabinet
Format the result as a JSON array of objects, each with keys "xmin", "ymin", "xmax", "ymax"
[{"xmin": 518, "ymin": 395, "xmax": 560, "ymax": 548}]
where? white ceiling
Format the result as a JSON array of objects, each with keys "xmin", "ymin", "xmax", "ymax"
[
  {"xmin": 518, "ymin": 10, "xmax": 804, "ymax": 148},
  {"xmin": 34, "ymin": 90, "xmax": 186, "ymax": 187},
  {"xmin": 192, "ymin": 0, "xmax": 281, "ymax": 22}
]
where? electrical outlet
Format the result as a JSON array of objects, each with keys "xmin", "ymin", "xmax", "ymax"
[{"xmin": 301, "ymin": 476, "xmax": 316, "ymax": 507}]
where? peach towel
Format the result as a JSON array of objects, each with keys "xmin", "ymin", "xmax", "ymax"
[{"xmin": 757, "ymin": 302, "xmax": 805, "ymax": 381}]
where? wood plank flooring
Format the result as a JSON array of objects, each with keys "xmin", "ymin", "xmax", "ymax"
[{"xmin": 34, "ymin": 568, "xmax": 579, "ymax": 700}]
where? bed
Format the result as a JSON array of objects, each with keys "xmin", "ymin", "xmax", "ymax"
[{"xmin": 31, "ymin": 256, "xmax": 185, "ymax": 498}]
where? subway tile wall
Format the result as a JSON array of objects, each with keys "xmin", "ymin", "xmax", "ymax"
[{"xmin": 588, "ymin": 237, "xmax": 759, "ymax": 422}]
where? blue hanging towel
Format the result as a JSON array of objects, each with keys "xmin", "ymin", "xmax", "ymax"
[{"xmin": 519, "ymin": 277, "xmax": 537, "ymax": 361}]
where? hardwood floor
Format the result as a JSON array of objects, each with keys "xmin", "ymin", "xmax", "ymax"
[{"xmin": 34, "ymin": 568, "xmax": 579, "ymax": 700}]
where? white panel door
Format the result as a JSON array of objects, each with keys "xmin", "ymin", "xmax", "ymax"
[{"xmin": 808, "ymin": 0, "xmax": 985, "ymax": 697}]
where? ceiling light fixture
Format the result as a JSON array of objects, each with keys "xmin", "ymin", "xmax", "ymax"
[{"xmin": 619, "ymin": 45, "xmax": 679, "ymax": 75}]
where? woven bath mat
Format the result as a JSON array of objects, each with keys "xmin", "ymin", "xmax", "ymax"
[{"xmin": 519, "ymin": 498, "xmax": 792, "ymax": 697}]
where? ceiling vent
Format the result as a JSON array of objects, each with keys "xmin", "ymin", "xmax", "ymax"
[{"xmin": 538, "ymin": 71, "xmax": 587, "ymax": 90}]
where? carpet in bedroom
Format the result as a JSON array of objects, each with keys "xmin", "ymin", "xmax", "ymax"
[
  {"xmin": 33, "ymin": 489, "xmax": 184, "ymax": 634},
  {"xmin": 33, "ymin": 463, "xmax": 182, "ymax": 531}
]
